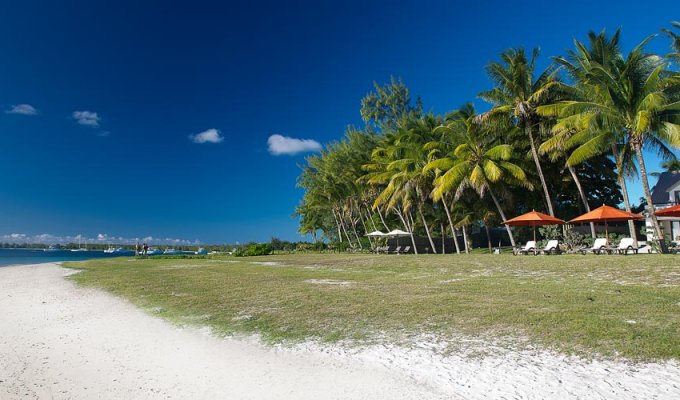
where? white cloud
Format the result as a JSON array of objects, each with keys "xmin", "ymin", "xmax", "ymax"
[
  {"xmin": 267, "ymin": 134, "xmax": 321, "ymax": 156},
  {"xmin": 0, "ymin": 232, "xmax": 198, "ymax": 245},
  {"xmin": 72, "ymin": 110, "xmax": 100, "ymax": 127},
  {"xmin": 189, "ymin": 128, "xmax": 223, "ymax": 144},
  {"xmin": 97, "ymin": 131, "xmax": 110, "ymax": 137},
  {"xmin": 6, "ymin": 104, "xmax": 38, "ymax": 115}
]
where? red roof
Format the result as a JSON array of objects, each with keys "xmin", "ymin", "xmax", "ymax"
[{"xmin": 654, "ymin": 204, "xmax": 680, "ymax": 218}]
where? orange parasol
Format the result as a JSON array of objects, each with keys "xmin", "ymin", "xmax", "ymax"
[
  {"xmin": 503, "ymin": 210, "xmax": 565, "ymax": 242},
  {"xmin": 569, "ymin": 205, "xmax": 644, "ymax": 242},
  {"xmin": 654, "ymin": 204, "xmax": 680, "ymax": 218}
]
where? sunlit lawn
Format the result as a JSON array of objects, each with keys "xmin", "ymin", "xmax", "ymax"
[{"xmin": 64, "ymin": 253, "xmax": 680, "ymax": 360}]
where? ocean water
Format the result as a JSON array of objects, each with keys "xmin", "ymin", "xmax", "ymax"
[{"xmin": 0, "ymin": 248, "xmax": 130, "ymax": 267}]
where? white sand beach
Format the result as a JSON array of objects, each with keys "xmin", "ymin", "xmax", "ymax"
[{"xmin": 1, "ymin": 263, "xmax": 679, "ymax": 400}]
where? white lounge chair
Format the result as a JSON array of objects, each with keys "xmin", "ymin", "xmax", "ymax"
[
  {"xmin": 540, "ymin": 240, "xmax": 561, "ymax": 255},
  {"xmin": 513, "ymin": 240, "xmax": 537, "ymax": 255},
  {"xmin": 615, "ymin": 238, "xmax": 639, "ymax": 255},
  {"xmin": 581, "ymin": 238, "xmax": 609, "ymax": 255}
]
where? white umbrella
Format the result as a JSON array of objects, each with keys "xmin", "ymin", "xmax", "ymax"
[
  {"xmin": 385, "ymin": 229, "xmax": 411, "ymax": 253},
  {"xmin": 386, "ymin": 229, "xmax": 411, "ymax": 237},
  {"xmin": 366, "ymin": 231, "xmax": 386, "ymax": 237}
]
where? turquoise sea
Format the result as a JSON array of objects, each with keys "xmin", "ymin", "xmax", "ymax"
[{"xmin": 0, "ymin": 248, "xmax": 128, "ymax": 267}]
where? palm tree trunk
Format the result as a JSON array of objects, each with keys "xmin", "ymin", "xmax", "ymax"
[
  {"xmin": 487, "ymin": 186, "xmax": 516, "ymax": 247},
  {"xmin": 633, "ymin": 142, "xmax": 668, "ymax": 253},
  {"xmin": 419, "ymin": 206, "xmax": 438, "ymax": 254},
  {"xmin": 441, "ymin": 224, "xmax": 446, "ymax": 254},
  {"xmin": 611, "ymin": 145, "xmax": 639, "ymax": 245},
  {"xmin": 485, "ymin": 224, "xmax": 493, "ymax": 253},
  {"xmin": 441, "ymin": 199, "xmax": 461, "ymax": 254},
  {"xmin": 376, "ymin": 206, "xmax": 390, "ymax": 231},
  {"xmin": 461, "ymin": 225, "xmax": 470, "ymax": 254},
  {"xmin": 527, "ymin": 125, "xmax": 555, "ymax": 216},
  {"xmin": 348, "ymin": 201, "xmax": 363, "ymax": 249},
  {"xmin": 407, "ymin": 211, "xmax": 419, "ymax": 253},
  {"xmin": 365, "ymin": 205, "xmax": 380, "ymax": 233},
  {"xmin": 395, "ymin": 208, "xmax": 418, "ymax": 254},
  {"xmin": 332, "ymin": 209, "xmax": 343, "ymax": 242},
  {"xmin": 567, "ymin": 165, "xmax": 596, "ymax": 238},
  {"xmin": 358, "ymin": 207, "xmax": 373, "ymax": 248},
  {"xmin": 339, "ymin": 209, "xmax": 354, "ymax": 247}
]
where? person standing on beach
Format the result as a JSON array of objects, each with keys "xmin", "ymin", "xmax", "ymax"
[
  {"xmin": 143, "ymin": 242, "xmax": 148, "ymax": 256},
  {"xmin": 135, "ymin": 242, "xmax": 140, "ymax": 256}
]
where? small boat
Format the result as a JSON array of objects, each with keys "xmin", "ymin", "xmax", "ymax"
[
  {"xmin": 71, "ymin": 235, "xmax": 88, "ymax": 252},
  {"xmin": 146, "ymin": 248, "xmax": 162, "ymax": 256},
  {"xmin": 105, "ymin": 247, "xmax": 132, "ymax": 254},
  {"xmin": 163, "ymin": 248, "xmax": 181, "ymax": 255},
  {"xmin": 44, "ymin": 245, "xmax": 61, "ymax": 252},
  {"xmin": 195, "ymin": 247, "xmax": 208, "ymax": 255}
]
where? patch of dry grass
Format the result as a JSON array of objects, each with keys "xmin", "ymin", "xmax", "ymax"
[{"xmin": 64, "ymin": 253, "xmax": 680, "ymax": 360}]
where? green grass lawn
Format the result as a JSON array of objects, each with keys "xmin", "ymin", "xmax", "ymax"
[{"xmin": 63, "ymin": 253, "xmax": 680, "ymax": 360}]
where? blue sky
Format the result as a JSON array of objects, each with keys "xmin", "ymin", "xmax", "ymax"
[{"xmin": 0, "ymin": 0, "xmax": 678, "ymax": 244}]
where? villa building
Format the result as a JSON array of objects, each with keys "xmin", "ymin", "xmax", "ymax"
[{"xmin": 649, "ymin": 171, "xmax": 680, "ymax": 241}]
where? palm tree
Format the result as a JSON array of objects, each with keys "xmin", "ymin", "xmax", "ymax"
[
  {"xmin": 538, "ymin": 35, "xmax": 680, "ymax": 252},
  {"xmin": 479, "ymin": 48, "xmax": 561, "ymax": 216},
  {"xmin": 426, "ymin": 105, "xmax": 533, "ymax": 247},
  {"xmin": 661, "ymin": 21, "xmax": 680, "ymax": 62},
  {"xmin": 539, "ymin": 29, "xmax": 639, "ymax": 243}
]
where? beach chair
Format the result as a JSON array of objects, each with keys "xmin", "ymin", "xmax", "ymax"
[
  {"xmin": 580, "ymin": 238, "xmax": 609, "ymax": 255},
  {"xmin": 392, "ymin": 246, "xmax": 402, "ymax": 254},
  {"xmin": 513, "ymin": 240, "xmax": 537, "ymax": 255},
  {"xmin": 402, "ymin": 246, "xmax": 411, "ymax": 254},
  {"xmin": 615, "ymin": 238, "xmax": 639, "ymax": 255},
  {"xmin": 540, "ymin": 240, "xmax": 561, "ymax": 255}
]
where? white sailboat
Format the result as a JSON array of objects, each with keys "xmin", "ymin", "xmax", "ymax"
[{"xmin": 71, "ymin": 235, "xmax": 88, "ymax": 252}]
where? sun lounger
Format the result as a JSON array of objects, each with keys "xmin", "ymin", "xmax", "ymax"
[
  {"xmin": 513, "ymin": 240, "xmax": 537, "ymax": 255},
  {"xmin": 615, "ymin": 238, "xmax": 639, "ymax": 255},
  {"xmin": 392, "ymin": 246, "xmax": 402, "ymax": 254},
  {"xmin": 540, "ymin": 240, "xmax": 561, "ymax": 255},
  {"xmin": 402, "ymin": 246, "xmax": 411, "ymax": 254},
  {"xmin": 580, "ymin": 238, "xmax": 610, "ymax": 255}
]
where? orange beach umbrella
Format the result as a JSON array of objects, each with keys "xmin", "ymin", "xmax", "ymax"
[
  {"xmin": 654, "ymin": 204, "xmax": 680, "ymax": 218},
  {"xmin": 569, "ymin": 205, "xmax": 643, "ymax": 241},
  {"xmin": 503, "ymin": 210, "xmax": 565, "ymax": 242}
]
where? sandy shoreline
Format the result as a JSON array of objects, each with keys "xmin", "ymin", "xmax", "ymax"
[{"xmin": 1, "ymin": 263, "xmax": 679, "ymax": 399}]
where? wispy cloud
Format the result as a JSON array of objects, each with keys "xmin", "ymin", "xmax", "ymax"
[
  {"xmin": 6, "ymin": 104, "xmax": 38, "ymax": 115},
  {"xmin": 1, "ymin": 232, "xmax": 199, "ymax": 245},
  {"xmin": 72, "ymin": 110, "xmax": 100, "ymax": 127},
  {"xmin": 189, "ymin": 128, "xmax": 223, "ymax": 144},
  {"xmin": 267, "ymin": 134, "xmax": 321, "ymax": 156}
]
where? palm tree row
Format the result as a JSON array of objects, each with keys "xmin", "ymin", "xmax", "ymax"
[{"xmin": 297, "ymin": 25, "xmax": 680, "ymax": 253}]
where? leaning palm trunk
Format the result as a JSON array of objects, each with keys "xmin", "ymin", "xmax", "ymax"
[
  {"xmin": 633, "ymin": 142, "xmax": 668, "ymax": 253},
  {"xmin": 338, "ymin": 209, "xmax": 355, "ymax": 247},
  {"xmin": 527, "ymin": 125, "xmax": 555, "ymax": 216},
  {"xmin": 487, "ymin": 186, "xmax": 516, "ymax": 247},
  {"xmin": 419, "ymin": 206, "xmax": 438, "ymax": 254},
  {"xmin": 611, "ymin": 145, "xmax": 638, "ymax": 245},
  {"xmin": 358, "ymin": 208, "xmax": 373, "ymax": 248},
  {"xmin": 484, "ymin": 225, "xmax": 493, "ymax": 252},
  {"xmin": 461, "ymin": 225, "xmax": 470, "ymax": 254},
  {"xmin": 567, "ymin": 165, "xmax": 596, "ymax": 238},
  {"xmin": 395, "ymin": 208, "xmax": 418, "ymax": 254},
  {"xmin": 376, "ymin": 206, "xmax": 390, "ymax": 231},
  {"xmin": 441, "ymin": 199, "xmax": 461, "ymax": 254},
  {"xmin": 332, "ymin": 209, "xmax": 343, "ymax": 242}
]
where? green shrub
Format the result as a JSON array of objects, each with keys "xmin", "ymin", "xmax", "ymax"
[{"xmin": 233, "ymin": 243, "xmax": 272, "ymax": 257}]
